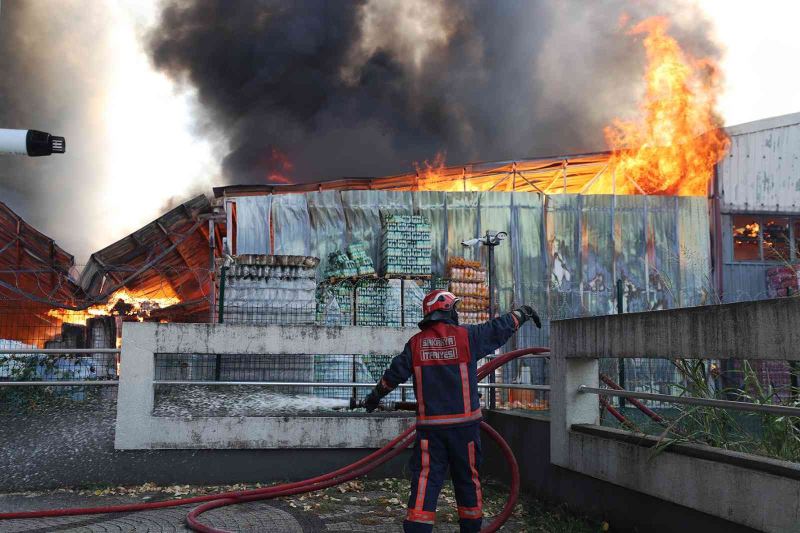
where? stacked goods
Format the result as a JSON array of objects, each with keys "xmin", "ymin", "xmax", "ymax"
[
  {"xmin": 316, "ymin": 281, "xmax": 354, "ymax": 326},
  {"xmin": 222, "ymin": 255, "xmax": 319, "ymax": 325},
  {"xmin": 324, "ymin": 250, "xmax": 358, "ymax": 279},
  {"xmin": 767, "ymin": 264, "xmax": 800, "ymax": 297},
  {"xmin": 324, "ymin": 243, "xmax": 376, "ymax": 279},
  {"xmin": 347, "ymin": 242, "xmax": 376, "ymax": 276},
  {"xmin": 448, "ymin": 257, "xmax": 489, "ymax": 324},
  {"xmin": 381, "ymin": 214, "xmax": 432, "ymax": 276},
  {"xmin": 355, "ymin": 279, "xmax": 402, "ymax": 327}
]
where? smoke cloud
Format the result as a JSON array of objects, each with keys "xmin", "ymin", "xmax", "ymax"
[
  {"xmin": 0, "ymin": 0, "xmax": 114, "ymax": 259},
  {"xmin": 148, "ymin": 0, "xmax": 721, "ymax": 185}
]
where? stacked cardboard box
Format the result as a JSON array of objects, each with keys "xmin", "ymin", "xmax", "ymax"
[
  {"xmin": 381, "ymin": 214, "xmax": 432, "ymax": 276},
  {"xmin": 448, "ymin": 257, "xmax": 489, "ymax": 324},
  {"xmin": 767, "ymin": 264, "xmax": 800, "ymax": 297}
]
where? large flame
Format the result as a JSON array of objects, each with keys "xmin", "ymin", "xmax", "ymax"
[
  {"xmin": 592, "ymin": 16, "xmax": 729, "ymax": 196},
  {"xmin": 413, "ymin": 152, "xmax": 481, "ymax": 192},
  {"xmin": 48, "ymin": 287, "xmax": 181, "ymax": 325}
]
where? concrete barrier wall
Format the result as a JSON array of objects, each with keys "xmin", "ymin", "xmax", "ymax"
[
  {"xmin": 116, "ymin": 322, "xmax": 417, "ymax": 450},
  {"xmin": 549, "ymin": 297, "xmax": 800, "ymax": 533},
  {"xmin": 483, "ymin": 411, "xmax": 759, "ymax": 533}
]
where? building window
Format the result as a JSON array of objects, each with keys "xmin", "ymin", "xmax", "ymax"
[
  {"xmin": 732, "ymin": 215, "xmax": 761, "ymax": 261},
  {"xmin": 733, "ymin": 215, "xmax": 799, "ymax": 263},
  {"xmin": 795, "ymin": 220, "xmax": 800, "ymax": 261},
  {"xmin": 763, "ymin": 217, "xmax": 790, "ymax": 261}
]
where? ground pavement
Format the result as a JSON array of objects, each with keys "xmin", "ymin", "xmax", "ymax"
[{"xmin": 0, "ymin": 479, "xmax": 598, "ymax": 533}]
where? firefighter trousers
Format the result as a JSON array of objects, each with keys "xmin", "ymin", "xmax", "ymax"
[{"xmin": 403, "ymin": 423, "xmax": 483, "ymax": 533}]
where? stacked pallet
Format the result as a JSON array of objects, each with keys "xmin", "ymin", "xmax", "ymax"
[
  {"xmin": 447, "ymin": 257, "xmax": 489, "ymax": 324},
  {"xmin": 381, "ymin": 214, "xmax": 432, "ymax": 276},
  {"xmin": 766, "ymin": 264, "xmax": 799, "ymax": 297},
  {"xmin": 222, "ymin": 255, "xmax": 319, "ymax": 325},
  {"xmin": 355, "ymin": 279, "xmax": 402, "ymax": 327}
]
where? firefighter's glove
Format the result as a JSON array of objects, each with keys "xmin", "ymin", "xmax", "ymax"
[
  {"xmin": 363, "ymin": 390, "xmax": 381, "ymax": 413},
  {"xmin": 364, "ymin": 379, "xmax": 393, "ymax": 413},
  {"xmin": 513, "ymin": 305, "xmax": 542, "ymax": 329}
]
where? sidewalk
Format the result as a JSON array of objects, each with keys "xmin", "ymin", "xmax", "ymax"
[{"xmin": 0, "ymin": 479, "xmax": 598, "ymax": 532}]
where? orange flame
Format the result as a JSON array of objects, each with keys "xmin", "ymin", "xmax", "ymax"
[
  {"xmin": 266, "ymin": 147, "xmax": 293, "ymax": 184},
  {"xmin": 413, "ymin": 152, "xmax": 482, "ymax": 192},
  {"xmin": 592, "ymin": 16, "xmax": 729, "ymax": 196},
  {"xmin": 47, "ymin": 287, "xmax": 181, "ymax": 326}
]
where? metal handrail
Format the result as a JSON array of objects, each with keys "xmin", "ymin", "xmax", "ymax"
[
  {"xmin": 579, "ymin": 385, "xmax": 800, "ymax": 417},
  {"xmin": 0, "ymin": 348, "xmax": 121, "ymax": 354},
  {"xmin": 0, "ymin": 380, "xmax": 119, "ymax": 387},
  {"xmin": 153, "ymin": 380, "xmax": 550, "ymax": 391},
  {"xmin": 0, "ymin": 380, "xmax": 549, "ymax": 390}
]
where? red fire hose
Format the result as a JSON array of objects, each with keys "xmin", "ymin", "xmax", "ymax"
[{"xmin": 0, "ymin": 346, "xmax": 549, "ymax": 532}]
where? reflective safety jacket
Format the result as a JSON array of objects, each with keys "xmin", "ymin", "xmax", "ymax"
[{"xmin": 380, "ymin": 314, "xmax": 519, "ymax": 429}]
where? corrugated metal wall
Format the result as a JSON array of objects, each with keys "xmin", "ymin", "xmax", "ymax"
[
  {"xmin": 719, "ymin": 114, "xmax": 800, "ymax": 213},
  {"xmin": 718, "ymin": 114, "xmax": 800, "ymax": 302},
  {"xmin": 229, "ymin": 191, "xmax": 710, "ymax": 332}
]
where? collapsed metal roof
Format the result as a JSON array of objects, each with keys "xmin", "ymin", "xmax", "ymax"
[
  {"xmin": 0, "ymin": 201, "xmax": 83, "ymax": 306},
  {"xmin": 79, "ymin": 194, "xmax": 215, "ymax": 310},
  {"xmin": 213, "ymin": 151, "xmax": 613, "ymax": 197}
]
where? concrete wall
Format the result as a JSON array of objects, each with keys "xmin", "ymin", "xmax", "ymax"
[
  {"xmin": 549, "ymin": 298, "xmax": 800, "ymax": 532},
  {"xmin": 484, "ymin": 411, "xmax": 759, "ymax": 533},
  {"xmin": 552, "ymin": 296, "xmax": 800, "ymax": 360},
  {"xmin": 116, "ymin": 322, "xmax": 417, "ymax": 449}
]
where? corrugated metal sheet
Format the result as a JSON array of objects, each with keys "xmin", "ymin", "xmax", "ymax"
[
  {"xmin": 719, "ymin": 113, "xmax": 800, "ymax": 213},
  {"xmin": 306, "ymin": 192, "xmax": 347, "ymax": 279},
  {"xmin": 478, "ymin": 192, "xmax": 514, "ymax": 311},
  {"xmin": 677, "ymin": 197, "xmax": 712, "ymax": 306},
  {"xmin": 230, "ymin": 192, "xmax": 711, "ymax": 331},
  {"xmin": 271, "ymin": 194, "xmax": 312, "ymax": 256},
  {"xmin": 234, "ymin": 195, "xmax": 271, "ymax": 255}
]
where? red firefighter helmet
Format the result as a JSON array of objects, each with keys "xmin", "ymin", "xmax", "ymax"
[{"xmin": 422, "ymin": 289, "xmax": 461, "ymax": 317}]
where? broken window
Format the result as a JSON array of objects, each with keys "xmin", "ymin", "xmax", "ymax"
[
  {"xmin": 732, "ymin": 215, "xmax": 760, "ymax": 261},
  {"xmin": 763, "ymin": 217, "xmax": 790, "ymax": 261}
]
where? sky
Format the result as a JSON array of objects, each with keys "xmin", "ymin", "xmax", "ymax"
[{"xmin": 1, "ymin": 0, "xmax": 800, "ymax": 261}]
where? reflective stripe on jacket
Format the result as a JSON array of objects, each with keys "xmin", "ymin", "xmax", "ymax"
[{"xmin": 381, "ymin": 313, "xmax": 519, "ymax": 429}]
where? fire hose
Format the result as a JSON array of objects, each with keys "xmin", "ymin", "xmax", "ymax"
[{"xmin": 0, "ymin": 346, "xmax": 550, "ymax": 532}]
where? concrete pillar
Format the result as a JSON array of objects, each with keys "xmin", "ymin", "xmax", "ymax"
[
  {"xmin": 115, "ymin": 323, "xmax": 157, "ymax": 449},
  {"xmin": 550, "ymin": 330, "xmax": 599, "ymax": 468}
]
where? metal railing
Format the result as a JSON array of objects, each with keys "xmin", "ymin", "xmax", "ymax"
[
  {"xmin": 152, "ymin": 380, "xmax": 550, "ymax": 391},
  {"xmin": 579, "ymin": 385, "xmax": 800, "ymax": 417}
]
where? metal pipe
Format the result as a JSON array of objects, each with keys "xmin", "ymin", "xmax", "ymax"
[
  {"xmin": 0, "ymin": 348, "xmax": 121, "ymax": 354},
  {"xmin": 217, "ymin": 265, "xmax": 227, "ymax": 324},
  {"xmin": 615, "ymin": 278, "xmax": 626, "ymax": 409},
  {"xmin": 0, "ymin": 380, "xmax": 119, "ymax": 387},
  {"xmin": 578, "ymin": 385, "xmax": 800, "ymax": 417},
  {"xmin": 151, "ymin": 380, "xmax": 550, "ymax": 391}
]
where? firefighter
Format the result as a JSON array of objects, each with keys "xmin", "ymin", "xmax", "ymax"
[{"xmin": 363, "ymin": 289, "xmax": 541, "ymax": 533}]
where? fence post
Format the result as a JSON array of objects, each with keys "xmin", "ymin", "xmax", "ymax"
[
  {"xmin": 215, "ymin": 265, "xmax": 227, "ymax": 381},
  {"xmin": 616, "ymin": 278, "xmax": 626, "ymax": 409}
]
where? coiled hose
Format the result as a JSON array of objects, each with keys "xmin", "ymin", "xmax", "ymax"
[{"xmin": 0, "ymin": 347, "xmax": 549, "ymax": 533}]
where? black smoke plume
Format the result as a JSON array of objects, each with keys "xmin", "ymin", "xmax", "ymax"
[{"xmin": 148, "ymin": 0, "xmax": 720, "ymax": 184}]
